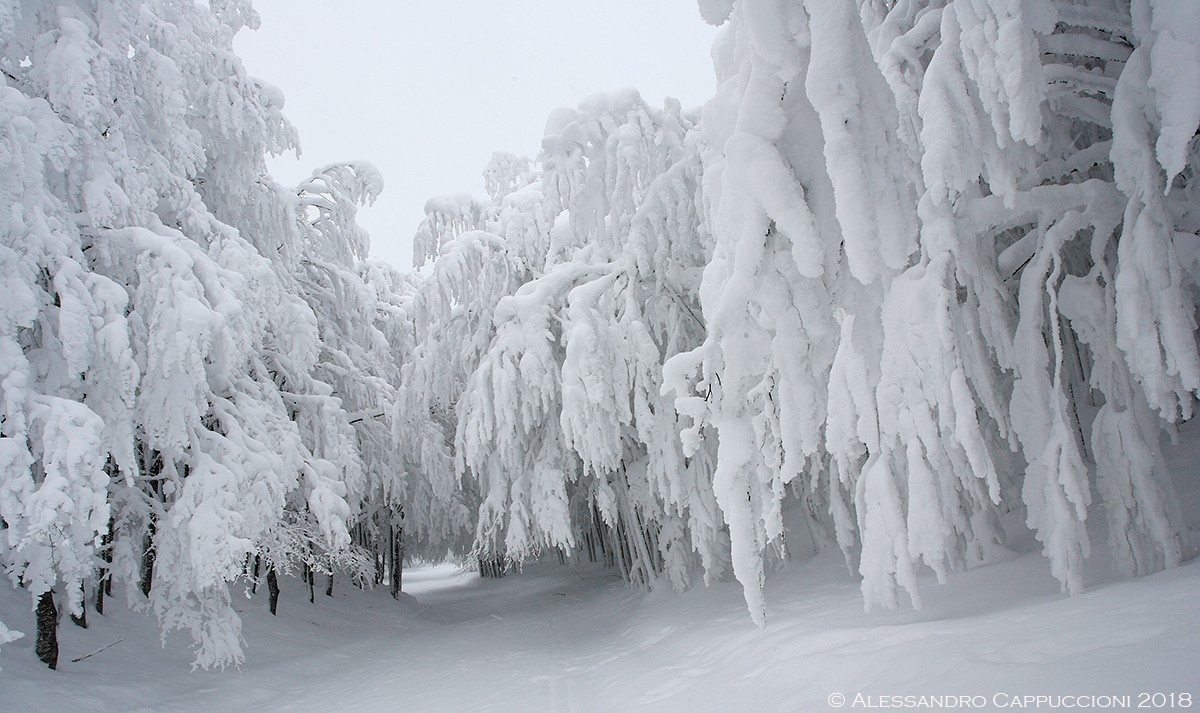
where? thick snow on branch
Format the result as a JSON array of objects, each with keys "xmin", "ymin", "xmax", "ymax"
[
  {"xmin": 408, "ymin": 0, "xmax": 1197, "ymax": 627},
  {"xmin": 668, "ymin": 0, "xmax": 1199, "ymax": 619}
]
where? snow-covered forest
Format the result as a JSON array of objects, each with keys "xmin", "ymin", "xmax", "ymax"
[{"xmin": 2, "ymin": 0, "xmax": 1199, "ymax": 694}]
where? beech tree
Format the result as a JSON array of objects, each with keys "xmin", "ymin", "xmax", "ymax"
[
  {"xmin": 401, "ymin": 91, "xmax": 730, "ymax": 588},
  {"xmin": 2, "ymin": 0, "xmax": 1195, "ymax": 670},
  {"xmin": 663, "ymin": 0, "xmax": 1198, "ymax": 620},
  {"xmin": 412, "ymin": 0, "xmax": 1198, "ymax": 624},
  {"xmin": 0, "ymin": 0, "xmax": 407, "ymax": 669}
]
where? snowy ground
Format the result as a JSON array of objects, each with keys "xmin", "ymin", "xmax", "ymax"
[{"xmin": 4, "ymin": 431, "xmax": 1199, "ymax": 712}]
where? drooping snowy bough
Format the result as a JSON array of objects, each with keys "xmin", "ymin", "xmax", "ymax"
[
  {"xmin": 404, "ymin": 92, "xmax": 730, "ymax": 588},
  {"xmin": 406, "ymin": 0, "xmax": 1197, "ymax": 623},
  {"xmin": 665, "ymin": 0, "xmax": 1198, "ymax": 619}
]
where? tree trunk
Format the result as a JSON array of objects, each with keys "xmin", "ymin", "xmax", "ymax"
[
  {"xmin": 390, "ymin": 523, "xmax": 404, "ymax": 599},
  {"xmin": 584, "ymin": 530, "xmax": 597, "ymax": 563},
  {"xmin": 140, "ymin": 448, "xmax": 162, "ymax": 598},
  {"xmin": 96, "ymin": 517, "xmax": 113, "ymax": 615},
  {"xmin": 306, "ymin": 563, "xmax": 315, "ymax": 604},
  {"xmin": 266, "ymin": 567, "xmax": 280, "ymax": 616},
  {"xmin": 36, "ymin": 591, "xmax": 58, "ymax": 670},
  {"xmin": 325, "ymin": 573, "xmax": 334, "ymax": 597},
  {"xmin": 478, "ymin": 555, "xmax": 505, "ymax": 578},
  {"xmin": 592, "ymin": 504, "xmax": 615, "ymax": 568},
  {"xmin": 70, "ymin": 583, "xmax": 87, "ymax": 628},
  {"xmin": 251, "ymin": 554, "xmax": 261, "ymax": 594},
  {"xmin": 140, "ymin": 518, "xmax": 155, "ymax": 597}
]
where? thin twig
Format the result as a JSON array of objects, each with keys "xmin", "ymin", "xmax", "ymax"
[
  {"xmin": 348, "ymin": 411, "xmax": 386, "ymax": 425},
  {"xmin": 70, "ymin": 637, "xmax": 126, "ymax": 663}
]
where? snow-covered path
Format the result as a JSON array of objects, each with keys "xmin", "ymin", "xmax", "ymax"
[
  {"xmin": 5, "ymin": 430, "xmax": 1200, "ymax": 712},
  {"xmin": 151, "ymin": 564, "xmax": 632, "ymax": 713},
  {"xmin": 7, "ymin": 540, "xmax": 1200, "ymax": 713}
]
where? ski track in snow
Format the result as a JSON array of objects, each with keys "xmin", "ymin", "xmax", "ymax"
[{"xmin": 4, "ymin": 427, "xmax": 1200, "ymax": 712}]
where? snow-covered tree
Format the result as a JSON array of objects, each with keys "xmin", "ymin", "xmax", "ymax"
[
  {"xmin": 4, "ymin": 0, "xmax": 1194, "ymax": 669},
  {"xmin": 406, "ymin": 90, "xmax": 732, "ymax": 589},
  {"xmin": 0, "ymin": 0, "xmax": 409, "ymax": 668},
  {"xmin": 398, "ymin": 195, "xmax": 527, "ymax": 562},
  {"xmin": 266, "ymin": 161, "xmax": 406, "ymax": 599},
  {"xmin": 664, "ymin": 0, "xmax": 1198, "ymax": 622}
]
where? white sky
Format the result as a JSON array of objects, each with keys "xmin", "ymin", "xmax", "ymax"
[{"xmin": 235, "ymin": 1, "xmax": 720, "ymax": 269}]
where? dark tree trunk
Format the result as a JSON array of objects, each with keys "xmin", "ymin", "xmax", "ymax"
[
  {"xmin": 374, "ymin": 543, "xmax": 384, "ymax": 585},
  {"xmin": 306, "ymin": 563, "xmax": 315, "ymax": 604},
  {"xmin": 325, "ymin": 573, "xmax": 334, "ymax": 597},
  {"xmin": 266, "ymin": 567, "xmax": 280, "ymax": 616},
  {"xmin": 478, "ymin": 555, "xmax": 506, "ymax": 578},
  {"xmin": 140, "ymin": 447, "xmax": 163, "ymax": 598},
  {"xmin": 36, "ymin": 591, "xmax": 58, "ymax": 670},
  {"xmin": 389, "ymin": 523, "xmax": 405, "ymax": 599},
  {"xmin": 70, "ymin": 583, "xmax": 87, "ymax": 628},
  {"xmin": 96, "ymin": 517, "xmax": 113, "ymax": 615},
  {"xmin": 251, "ymin": 554, "xmax": 261, "ymax": 594},
  {"xmin": 584, "ymin": 530, "xmax": 597, "ymax": 563},
  {"xmin": 140, "ymin": 518, "xmax": 156, "ymax": 597}
]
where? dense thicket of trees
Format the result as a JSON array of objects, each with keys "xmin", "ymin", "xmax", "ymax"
[
  {"xmin": 1, "ymin": 0, "xmax": 1196, "ymax": 670},
  {"xmin": 409, "ymin": 0, "xmax": 1199, "ymax": 622},
  {"xmin": 402, "ymin": 92, "xmax": 728, "ymax": 592},
  {"xmin": 0, "ymin": 0, "xmax": 413, "ymax": 668}
]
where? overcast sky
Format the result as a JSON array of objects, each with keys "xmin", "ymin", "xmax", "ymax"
[{"xmin": 235, "ymin": 1, "xmax": 719, "ymax": 269}]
